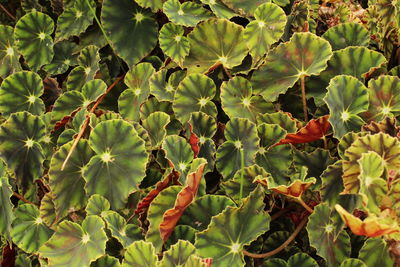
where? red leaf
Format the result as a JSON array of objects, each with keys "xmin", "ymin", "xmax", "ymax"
[
  {"xmin": 52, "ymin": 108, "xmax": 81, "ymax": 132},
  {"xmin": 1, "ymin": 243, "xmax": 15, "ymax": 267},
  {"xmin": 188, "ymin": 123, "xmax": 200, "ymax": 158},
  {"xmin": 134, "ymin": 170, "xmax": 180, "ymax": 215},
  {"xmin": 159, "ymin": 163, "xmax": 206, "ymax": 241},
  {"xmin": 275, "ymin": 115, "xmax": 330, "ymax": 146},
  {"xmin": 203, "ymin": 258, "xmax": 213, "ymax": 267}
]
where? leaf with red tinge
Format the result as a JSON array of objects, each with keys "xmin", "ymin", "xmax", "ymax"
[
  {"xmin": 275, "ymin": 115, "xmax": 330, "ymax": 146},
  {"xmin": 160, "ymin": 163, "xmax": 206, "ymax": 241},
  {"xmin": 188, "ymin": 123, "xmax": 200, "ymax": 158},
  {"xmin": 335, "ymin": 204, "xmax": 400, "ymax": 237},
  {"xmin": 135, "ymin": 170, "xmax": 180, "ymax": 214}
]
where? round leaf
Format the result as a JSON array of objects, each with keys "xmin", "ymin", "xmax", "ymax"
[
  {"xmin": 142, "ymin": 111, "xmax": 170, "ymax": 149},
  {"xmin": 122, "ymin": 240, "xmax": 158, "ymax": 267},
  {"xmin": 159, "ymin": 23, "xmax": 190, "ymax": 66},
  {"xmin": 163, "ymin": 0, "xmax": 213, "ymax": 27},
  {"xmin": 195, "ymin": 186, "xmax": 270, "ymax": 267},
  {"xmin": 48, "ymin": 140, "xmax": 95, "ymax": 219},
  {"xmin": 84, "ymin": 119, "xmax": 149, "ymax": 210},
  {"xmin": 0, "ymin": 112, "xmax": 46, "ymax": 190},
  {"xmin": 39, "ymin": 215, "xmax": 107, "ymax": 267},
  {"xmin": 0, "ymin": 25, "xmax": 21, "ymax": 78},
  {"xmin": 184, "ymin": 18, "xmax": 248, "ymax": 73},
  {"xmin": 14, "ymin": 11, "xmax": 54, "ymax": 71},
  {"xmin": 101, "ymin": 0, "xmax": 158, "ymax": 67},
  {"xmin": 251, "ymin": 32, "xmax": 333, "ymax": 101},
  {"xmin": 103, "ymin": 211, "xmax": 142, "ymax": 247},
  {"xmin": 322, "ymin": 22, "xmax": 370, "ymax": 50},
  {"xmin": 86, "ymin": 194, "xmax": 110, "ymax": 216},
  {"xmin": 221, "ymin": 0, "xmax": 269, "ymax": 16},
  {"xmin": 0, "ymin": 71, "xmax": 45, "ymax": 116},
  {"xmin": 243, "ymin": 3, "xmax": 287, "ymax": 59},
  {"xmin": 324, "ymin": 75, "xmax": 369, "ymax": 139},
  {"xmin": 221, "ymin": 76, "xmax": 274, "ymax": 121},
  {"xmin": 159, "ymin": 240, "xmax": 196, "ymax": 267},
  {"xmin": 11, "ymin": 204, "xmax": 53, "ymax": 253},
  {"xmin": 173, "ymin": 73, "xmax": 217, "ymax": 124}
]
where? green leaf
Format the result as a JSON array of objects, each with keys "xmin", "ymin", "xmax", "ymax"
[
  {"xmin": 39, "ymin": 215, "xmax": 107, "ymax": 267},
  {"xmin": 146, "ymin": 186, "xmax": 182, "ymax": 251},
  {"xmin": 163, "ymin": 0, "xmax": 213, "ymax": 27},
  {"xmin": 86, "ymin": 194, "xmax": 110, "ymax": 216},
  {"xmin": 91, "ymin": 256, "xmax": 122, "ymax": 267},
  {"xmin": 11, "ymin": 204, "xmax": 53, "ymax": 253},
  {"xmin": 184, "ymin": 18, "xmax": 248, "ymax": 73},
  {"xmin": 55, "ymin": 0, "xmax": 95, "ymax": 40},
  {"xmin": 52, "ymin": 79, "xmax": 107, "ymax": 123},
  {"xmin": 166, "ymin": 225, "xmax": 197, "ymax": 248},
  {"xmin": 83, "ymin": 119, "xmax": 149, "ymax": 210},
  {"xmin": 243, "ymin": 3, "xmax": 287, "ymax": 59},
  {"xmin": 0, "ymin": 167, "xmax": 14, "ymax": 239},
  {"xmin": 118, "ymin": 63, "xmax": 156, "ymax": 122},
  {"xmin": 142, "ymin": 111, "xmax": 171, "ymax": 149},
  {"xmin": 180, "ymin": 195, "xmax": 235, "ymax": 231},
  {"xmin": 221, "ymin": 164, "xmax": 270, "ymax": 203},
  {"xmin": 0, "ymin": 112, "xmax": 46, "ymax": 190},
  {"xmin": 159, "ymin": 240, "xmax": 197, "ymax": 267},
  {"xmin": 76, "ymin": 45, "xmax": 101, "ymax": 81},
  {"xmin": 14, "ymin": 11, "xmax": 54, "ymax": 71},
  {"xmin": 159, "ymin": 23, "xmax": 190, "ymax": 66},
  {"xmin": 0, "ymin": 25, "xmax": 21, "ymax": 78},
  {"xmin": 255, "ymin": 144, "xmax": 292, "ymax": 184},
  {"xmin": 173, "ymin": 73, "xmax": 217, "ymax": 124},
  {"xmin": 189, "ymin": 111, "xmax": 217, "ymax": 139},
  {"xmin": 306, "ymin": 203, "xmax": 351, "ymax": 267},
  {"xmin": 357, "ymin": 151, "xmax": 387, "ymax": 213},
  {"xmin": 101, "ymin": 0, "xmax": 158, "ymax": 67},
  {"xmin": 358, "ymin": 238, "xmax": 394, "ymax": 267},
  {"xmin": 135, "ymin": 0, "xmax": 164, "ymax": 11},
  {"xmin": 257, "ymin": 111, "xmax": 297, "ymax": 133},
  {"xmin": 293, "ymin": 148, "xmax": 335, "ymax": 181},
  {"xmin": 322, "ymin": 23, "xmax": 370, "ymax": 50},
  {"xmin": 48, "ymin": 140, "xmax": 94, "ymax": 220},
  {"xmin": 322, "ymin": 46, "xmax": 387, "ymax": 81},
  {"xmin": 324, "ymin": 75, "xmax": 369, "ymax": 139},
  {"xmin": 340, "ymin": 259, "xmax": 367, "ymax": 267},
  {"xmin": 195, "ymin": 186, "xmax": 270, "ymax": 267},
  {"xmin": 162, "ymin": 135, "xmax": 193, "ymax": 178},
  {"xmin": 122, "ymin": 240, "xmax": 158, "ymax": 267},
  {"xmin": 221, "ymin": 0, "xmax": 269, "ymax": 16},
  {"xmin": 257, "ymin": 123, "xmax": 287, "ymax": 148},
  {"xmin": 200, "ymin": 0, "xmax": 237, "ymax": 19},
  {"xmin": 221, "ymin": 76, "xmax": 274, "ymax": 122},
  {"xmin": 287, "ymin": 253, "xmax": 319, "ymax": 267},
  {"xmin": 216, "ymin": 118, "xmax": 260, "ymax": 180},
  {"xmin": 43, "ymin": 40, "xmax": 78, "ymax": 75},
  {"xmin": 366, "ymin": 75, "xmax": 400, "ymax": 121},
  {"xmin": 150, "ymin": 69, "xmax": 186, "ymax": 102},
  {"xmin": 39, "ymin": 193, "xmax": 56, "ymax": 228},
  {"xmin": 342, "ymin": 133, "xmax": 400, "ymax": 194},
  {"xmin": 0, "ymin": 71, "xmax": 45, "ymax": 117},
  {"xmin": 103, "ymin": 211, "xmax": 142, "ymax": 247},
  {"xmin": 251, "ymin": 32, "xmax": 332, "ymax": 101}
]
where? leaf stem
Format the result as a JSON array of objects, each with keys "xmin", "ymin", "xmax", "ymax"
[
  {"xmin": 61, "ymin": 75, "xmax": 124, "ymax": 170},
  {"xmin": 242, "ymin": 215, "xmax": 308, "ymax": 258},
  {"xmin": 300, "ymin": 75, "xmax": 308, "ymax": 122},
  {"xmin": 0, "ymin": 3, "xmax": 15, "ymax": 21},
  {"xmin": 296, "ymin": 197, "xmax": 314, "ymax": 213},
  {"xmin": 239, "ymin": 148, "xmax": 245, "ymax": 200},
  {"xmin": 13, "ymin": 192, "xmax": 35, "ymax": 205},
  {"xmin": 85, "ymin": 0, "xmax": 112, "ymax": 48}
]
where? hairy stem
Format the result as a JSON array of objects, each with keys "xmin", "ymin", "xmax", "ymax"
[
  {"xmin": 242, "ymin": 215, "xmax": 308, "ymax": 258},
  {"xmin": 13, "ymin": 192, "xmax": 35, "ymax": 205},
  {"xmin": 300, "ymin": 75, "xmax": 308, "ymax": 122}
]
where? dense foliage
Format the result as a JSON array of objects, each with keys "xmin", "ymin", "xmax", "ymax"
[{"xmin": 0, "ymin": 0, "xmax": 399, "ymax": 266}]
